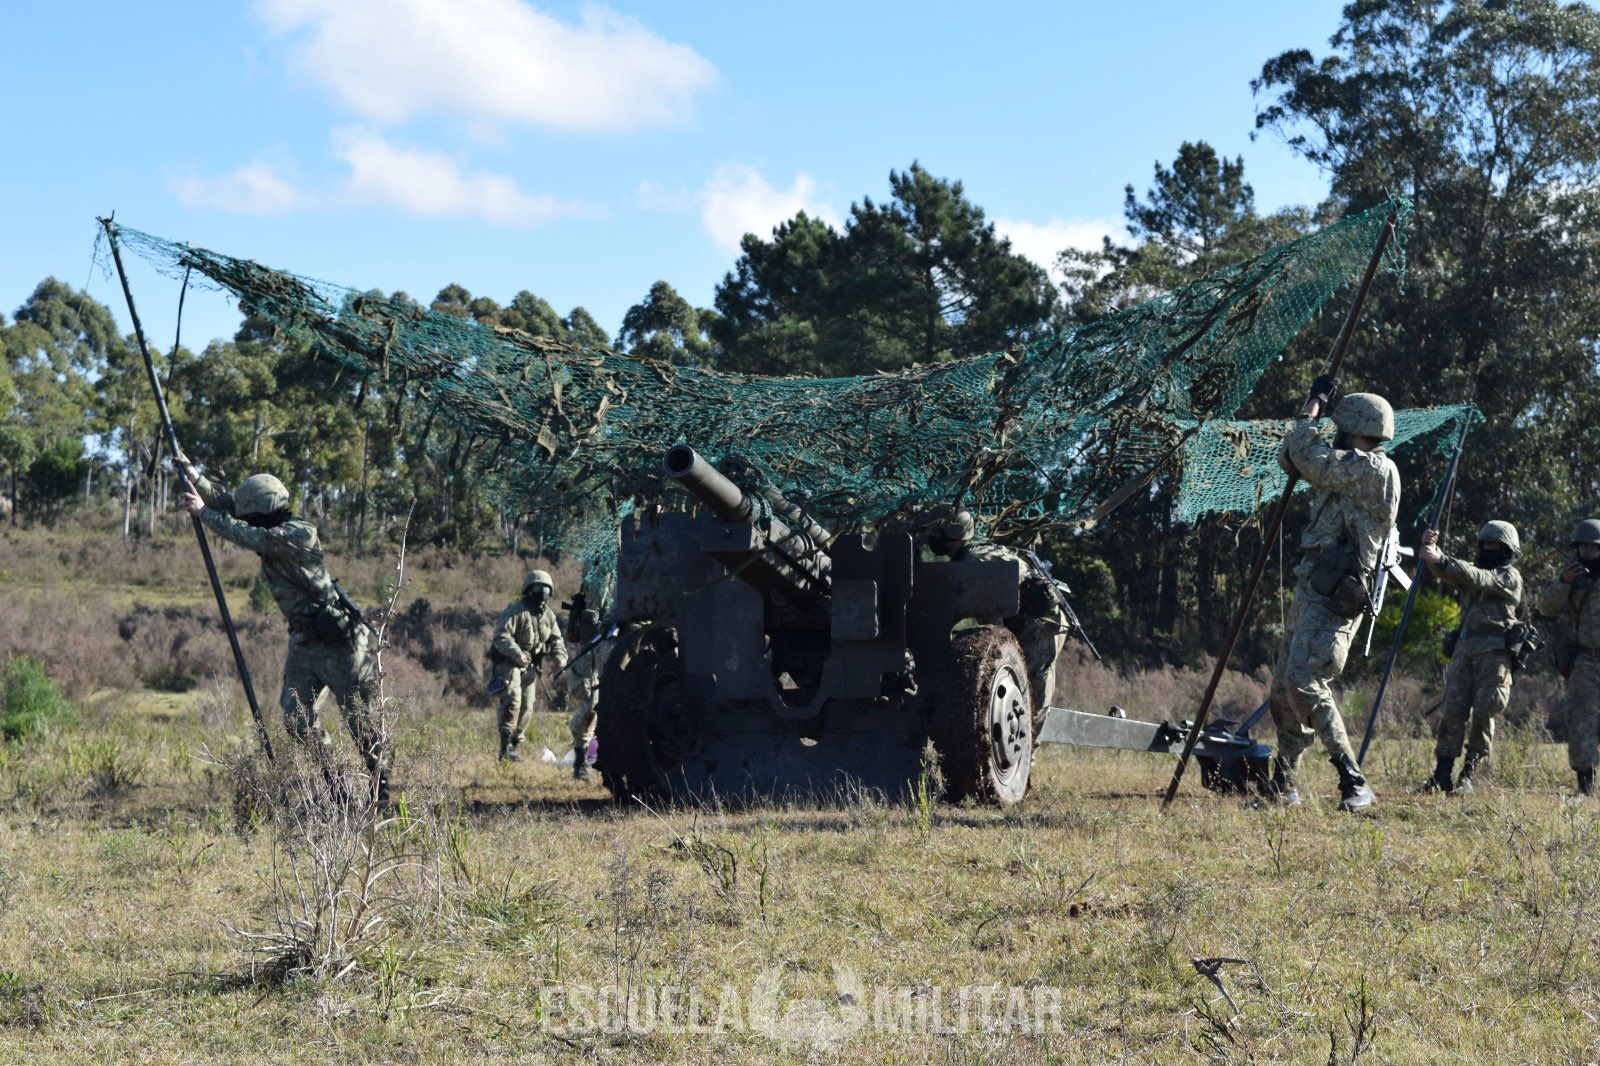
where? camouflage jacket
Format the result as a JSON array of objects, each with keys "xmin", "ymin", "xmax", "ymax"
[
  {"xmin": 963, "ymin": 542, "xmax": 1067, "ymax": 629},
  {"xmin": 192, "ymin": 472, "xmax": 339, "ymax": 625},
  {"xmin": 490, "ymin": 599, "xmax": 567, "ymax": 668},
  {"xmin": 1537, "ymin": 572, "xmax": 1600, "ymax": 649},
  {"xmin": 1278, "ymin": 420, "xmax": 1401, "ymax": 580},
  {"xmin": 1429, "ymin": 554, "xmax": 1522, "ymax": 657}
]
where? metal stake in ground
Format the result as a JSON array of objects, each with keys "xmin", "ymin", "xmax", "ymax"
[
  {"xmin": 1161, "ymin": 211, "xmax": 1398, "ymax": 810},
  {"xmin": 98, "ymin": 217, "xmax": 276, "ymax": 763},
  {"xmin": 1356, "ymin": 416, "xmax": 1472, "ymax": 764}
]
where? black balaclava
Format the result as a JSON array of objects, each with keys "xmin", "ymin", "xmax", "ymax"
[
  {"xmin": 1475, "ymin": 543, "xmax": 1512, "ymax": 569},
  {"xmin": 243, "ymin": 508, "xmax": 292, "ymax": 529}
]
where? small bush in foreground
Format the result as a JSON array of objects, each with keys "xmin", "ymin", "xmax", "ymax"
[{"xmin": 0, "ymin": 658, "xmax": 77, "ymax": 742}]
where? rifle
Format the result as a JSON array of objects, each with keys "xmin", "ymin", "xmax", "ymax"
[
  {"xmin": 1361, "ymin": 527, "xmax": 1414, "ymax": 657},
  {"xmin": 99, "ymin": 217, "xmax": 275, "ymax": 763},
  {"xmin": 554, "ymin": 621, "xmax": 621, "ymax": 678},
  {"xmin": 331, "ymin": 579, "xmax": 369, "ymax": 633},
  {"xmin": 1021, "ymin": 550, "xmax": 1102, "ymax": 663}
]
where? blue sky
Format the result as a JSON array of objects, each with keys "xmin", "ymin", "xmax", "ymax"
[{"xmin": 0, "ymin": 0, "xmax": 1349, "ymax": 352}]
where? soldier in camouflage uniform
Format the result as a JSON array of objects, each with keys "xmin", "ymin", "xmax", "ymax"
[
  {"xmin": 1417, "ymin": 521, "xmax": 1523, "ymax": 794},
  {"xmin": 924, "ymin": 508, "xmax": 1070, "ymax": 718},
  {"xmin": 562, "ymin": 572, "xmax": 616, "ymax": 782},
  {"xmin": 1536, "ymin": 519, "xmax": 1600, "ymax": 797},
  {"xmin": 487, "ymin": 570, "xmax": 568, "ymax": 763},
  {"xmin": 1267, "ymin": 385, "xmax": 1399, "ymax": 811},
  {"xmin": 177, "ymin": 461, "xmax": 387, "ymax": 795}
]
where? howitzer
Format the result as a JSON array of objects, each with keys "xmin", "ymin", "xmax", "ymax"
[{"xmin": 596, "ymin": 444, "xmax": 1267, "ymax": 807}]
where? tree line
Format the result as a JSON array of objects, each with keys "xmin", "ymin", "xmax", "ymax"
[{"xmin": 5, "ymin": 0, "xmax": 1598, "ymax": 665}]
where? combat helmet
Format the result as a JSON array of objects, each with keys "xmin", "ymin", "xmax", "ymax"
[
  {"xmin": 235, "ymin": 473, "xmax": 290, "ymax": 516},
  {"xmin": 1478, "ymin": 520, "xmax": 1520, "ymax": 556},
  {"xmin": 522, "ymin": 570, "xmax": 555, "ymax": 595},
  {"xmin": 1572, "ymin": 519, "xmax": 1600, "ymax": 546},
  {"xmin": 1331, "ymin": 393, "xmax": 1395, "ymax": 442},
  {"xmin": 925, "ymin": 505, "xmax": 975, "ymax": 545}
]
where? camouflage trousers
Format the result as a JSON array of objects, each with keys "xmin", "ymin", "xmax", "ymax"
[
  {"xmin": 1013, "ymin": 615, "xmax": 1068, "ymax": 717},
  {"xmin": 281, "ymin": 628, "xmax": 383, "ymax": 775},
  {"xmin": 1268, "ymin": 579, "xmax": 1363, "ymax": 783},
  {"xmin": 567, "ymin": 640, "xmax": 616, "ymax": 752},
  {"xmin": 1565, "ymin": 652, "xmax": 1600, "ymax": 772},
  {"xmin": 1434, "ymin": 650, "xmax": 1513, "ymax": 764},
  {"xmin": 491, "ymin": 659, "xmax": 562, "ymax": 747}
]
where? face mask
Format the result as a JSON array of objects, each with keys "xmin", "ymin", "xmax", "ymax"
[
  {"xmin": 243, "ymin": 509, "xmax": 290, "ymax": 528},
  {"xmin": 524, "ymin": 589, "xmax": 550, "ymax": 609},
  {"xmin": 1475, "ymin": 545, "xmax": 1510, "ymax": 569}
]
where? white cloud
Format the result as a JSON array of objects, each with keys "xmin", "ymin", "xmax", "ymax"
[
  {"xmin": 992, "ymin": 215, "xmax": 1122, "ymax": 283},
  {"xmin": 698, "ymin": 165, "xmax": 839, "ymax": 252},
  {"xmin": 171, "ymin": 161, "xmax": 305, "ymax": 214},
  {"xmin": 334, "ymin": 128, "xmax": 579, "ymax": 225},
  {"xmin": 258, "ymin": 0, "xmax": 717, "ymax": 133}
]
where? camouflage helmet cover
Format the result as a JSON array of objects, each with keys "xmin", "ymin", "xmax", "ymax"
[
  {"xmin": 1572, "ymin": 519, "xmax": 1600, "ymax": 546},
  {"xmin": 924, "ymin": 505, "xmax": 975, "ymax": 543},
  {"xmin": 1477, "ymin": 520, "xmax": 1520, "ymax": 555},
  {"xmin": 234, "ymin": 473, "xmax": 289, "ymax": 516},
  {"xmin": 522, "ymin": 570, "xmax": 554, "ymax": 594},
  {"xmin": 1331, "ymin": 393, "xmax": 1395, "ymax": 442}
]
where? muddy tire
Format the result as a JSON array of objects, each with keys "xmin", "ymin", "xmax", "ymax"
[
  {"xmin": 595, "ymin": 626, "xmax": 695, "ymax": 803},
  {"xmin": 930, "ymin": 626, "xmax": 1034, "ymax": 806}
]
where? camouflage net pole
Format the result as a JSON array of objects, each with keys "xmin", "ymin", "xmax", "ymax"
[
  {"xmin": 99, "ymin": 217, "xmax": 276, "ymax": 764},
  {"xmin": 1357, "ymin": 414, "xmax": 1476, "ymax": 764},
  {"xmin": 105, "ymin": 199, "xmax": 1412, "ymax": 578},
  {"xmin": 1161, "ymin": 207, "xmax": 1400, "ymax": 810}
]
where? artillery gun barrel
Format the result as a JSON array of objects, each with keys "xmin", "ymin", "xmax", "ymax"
[
  {"xmin": 664, "ymin": 444, "xmax": 831, "ymax": 606},
  {"xmin": 664, "ymin": 444, "xmax": 756, "ymax": 522}
]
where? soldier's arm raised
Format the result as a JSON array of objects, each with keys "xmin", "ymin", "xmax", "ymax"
[
  {"xmin": 196, "ymin": 511, "xmax": 321, "ymax": 565},
  {"xmin": 1436, "ymin": 557, "xmax": 1521, "ymax": 602},
  {"xmin": 188, "ymin": 471, "xmax": 236, "ymax": 514},
  {"xmin": 1283, "ymin": 422, "xmax": 1388, "ymax": 494}
]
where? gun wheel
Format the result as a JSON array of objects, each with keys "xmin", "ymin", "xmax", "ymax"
[
  {"xmin": 931, "ymin": 625, "xmax": 1034, "ymax": 806},
  {"xmin": 595, "ymin": 625, "xmax": 694, "ymax": 803}
]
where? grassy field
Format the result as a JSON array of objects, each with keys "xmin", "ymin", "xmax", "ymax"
[{"xmin": 1, "ymin": 525, "xmax": 1596, "ymax": 1063}]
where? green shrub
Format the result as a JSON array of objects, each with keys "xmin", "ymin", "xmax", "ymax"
[
  {"xmin": 1370, "ymin": 588, "xmax": 1459, "ymax": 672},
  {"xmin": 1, "ymin": 658, "xmax": 78, "ymax": 742},
  {"xmin": 249, "ymin": 574, "xmax": 275, "ymax": 614}
]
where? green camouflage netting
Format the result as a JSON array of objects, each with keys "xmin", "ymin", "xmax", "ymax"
[
  {"xmin": 1176, "ymin": 404, "xmax": 1481, "ymax": 524},
  {"xmin": 107, "ymin": 198, "xmax": 1411, "ymax": 561}
]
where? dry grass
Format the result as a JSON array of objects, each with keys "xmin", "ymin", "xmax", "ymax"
[{"xmin": 1, "ymin": 527, "xmax": 1596, "ymax": 1062}]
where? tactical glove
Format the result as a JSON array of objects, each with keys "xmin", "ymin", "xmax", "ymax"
[{"xmin": 1306, "ymin": 373, "xmax": 1340, "ymax": 413}]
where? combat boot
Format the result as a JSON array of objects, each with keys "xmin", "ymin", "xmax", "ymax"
[
  {"xmin": 1333, "ymin": 755, "xmax": 1376, "ymax": 812},
  {"xmin": 572, "ymin": 739, "xmax": 591, "ymax": 782},
  {"xmin": 1258, "ymin": 757, "xmax": 1300, "ymax": 807},
  {"xmin": 1453, "ymin": 756, "xmax": 1478, "ymax": 795},
  {"xmin": 1418, "ymin": 756, "xmax": 1454, "ymax": 794},
  {"xmin": 498, "ymin": 734, "xmax": 521, "ymax": 762}
]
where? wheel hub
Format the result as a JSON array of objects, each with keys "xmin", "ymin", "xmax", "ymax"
[{"xmin": 988, "ymin": 665, "xmax": 1030, "ymax": 778}]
